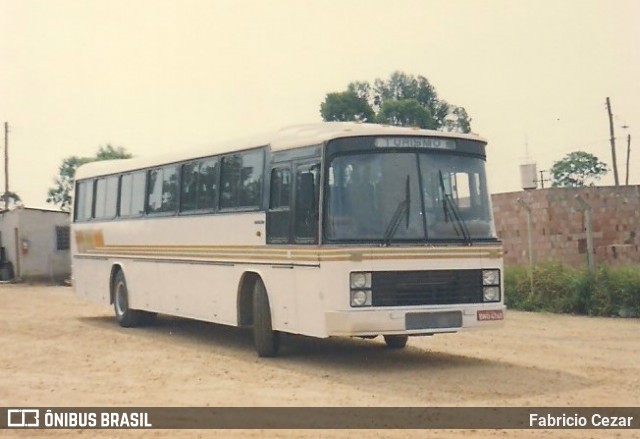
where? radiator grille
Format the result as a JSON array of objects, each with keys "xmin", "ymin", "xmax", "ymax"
[{"xmin": 371, "ymin": 270, "xmax": 483, "ymax": 307}]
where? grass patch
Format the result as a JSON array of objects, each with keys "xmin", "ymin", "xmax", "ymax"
[{"xmin": 504, "ymin": 263, "xmax": 640, "ymax": 317}]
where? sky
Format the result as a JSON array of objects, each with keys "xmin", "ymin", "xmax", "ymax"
[{"xmin": 1, "ymin": 0, "xmax": 639, "ymax": 209}]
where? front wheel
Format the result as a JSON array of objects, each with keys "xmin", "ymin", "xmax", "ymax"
[
  {"xmin": 253, "ymin": 279, "xmax": 280, "ymax": 357},
  {"xmin": 383, "ymin": 335, "xmax": 408, "ymax": 349}
]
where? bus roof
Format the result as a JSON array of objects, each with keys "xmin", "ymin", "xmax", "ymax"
[{"xmin": 75, "ymin": 122, "xmax": 487, "ymax": 180}]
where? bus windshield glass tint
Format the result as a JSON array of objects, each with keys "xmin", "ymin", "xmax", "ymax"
[{"xmin": 325, "ymin": 152, "xmax": 496, "ymax": 242}]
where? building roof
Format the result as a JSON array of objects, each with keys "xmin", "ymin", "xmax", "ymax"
[{"xmin": 0, "ymin": 207, "xmax": 69, "ymax": 215}]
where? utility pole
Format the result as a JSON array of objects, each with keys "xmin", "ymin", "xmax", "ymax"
[
  {"xmin": 537, "ymin": 170, "xmax": 551, "ymax": 188},
  {"xmin": 606, "ymin": 97, "xmax": 619, "ymax": 186},
  {"xmin": 575, "ymin": 195, "xmax": 594, "ymax": 273},
  {"xmin": 626, "ymin": 133, "xmax": 631, "ymax": 186},
  {"xmin": 517, "ymin": 198, "xmax": 535, "ymax": 294},
  {"xmin": 3, "ymin": 122, "xmax": 8, "ymax": 207}
]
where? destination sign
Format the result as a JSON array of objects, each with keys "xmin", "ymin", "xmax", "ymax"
[{"xmin": 374, "ymin": 137, "xmax": 456, "ymax": 150}]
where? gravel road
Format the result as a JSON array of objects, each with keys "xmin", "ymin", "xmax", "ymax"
[{"xmin": 1, "ymin": 284, "xmax": 638, "ymax": 438}]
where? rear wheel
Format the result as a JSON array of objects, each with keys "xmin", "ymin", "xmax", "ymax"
[
  {"xmin": 253, "ymin": 279, "xmax": 280, "ymax": 357},
  {"xmin": 383, "ymin": 334, "xmax": 408, "ymax": 349},
  {"xmin": 113, "ymin": 271, "xmax": 154, "ymax": 327},
  {"xmin": 140, "ymin": 311, "xmax": 157, "ymax": 326}
]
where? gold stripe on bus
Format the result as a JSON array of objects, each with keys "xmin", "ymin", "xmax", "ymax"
[
  {"xmin": 75, "ymin": 230, "xmax": 502, "ymax": 261},
  {"xmin": 83, "ymin": 246, "xmax": 502, "ymax": 262},
  {"xmin": 89, "ymin": 245, "xmax": 502, "ymax": 255},
  {"xmin": 89, "ymin": 245, "xmax": 502, "ymax": 257},
  {"xmin": 96, "ymin": 245, "xmax": 498, "ymax": 254},
  {"xmin": 74, "ymin": 230, "xmax": 502, "ymax": 260}
]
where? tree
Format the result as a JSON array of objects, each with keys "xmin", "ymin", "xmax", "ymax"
[
  {"xmin": 376, "ymin": 99, "xmax": 434, "ymax": 129},
  {"xmin": 320, "ymin": 71, "xmax": 472, "ymax": 132},
  {"xmin": 550, "ymin": 151, "xmax": 609, "ymax": 187},
  {"xmin": 1, "ymin": 191, "xmax": 22, "ymax": 210},
  {"xmin": 444, "ymin": 106, "xmax": 472, "ymax": 133},
  {"xmin": 320, "ymin": 91, "xmax": 375, "ymax": 122},
  {"xmin": 47, "ymin": 145, "xmax": 132, "ymax": 211}
]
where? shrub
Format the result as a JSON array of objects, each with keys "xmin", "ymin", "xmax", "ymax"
[
  {"xmin": 591, "ymin": 265, "xmax": 640, "ymax": 317},
  {"xmin": 503, "ymin": 266, "xmax": 532, "ymax": 310},
  {"xmin": 504, "ymin": 263, "xmax": 640, "ymax": 317}
]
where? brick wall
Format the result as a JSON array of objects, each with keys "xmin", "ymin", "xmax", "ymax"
[{"xmin": 491, "ymin": 186, "xmax": 640, "ymax": 267}]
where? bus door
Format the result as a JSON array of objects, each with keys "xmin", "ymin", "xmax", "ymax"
[
  {"xmin": 266, "ymin": 161, "xmax": 320, "ymax": 331},
  {"xmin": 292, "ymin": 162, "xmax": 321, "ymax": 332},
  {"xmin": 292, "ymin": 162, "xmax": 320, "ymax": 245},
  {"xmin": 266, "ymin": 160, "xmax": 320, "ymax": 245}
]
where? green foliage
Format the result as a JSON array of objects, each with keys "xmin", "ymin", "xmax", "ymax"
[
  {"xmin": 1, "ymin": 191, "xmax": 22, "ymax": 209},
  {"xmin": 320, "ymin": 91, "xmax": 375, "ymax": 122},
  {"xmin": 591, "ymin": 265, "xmax": 640, "ymax": 317},
  {"xmin": 375, "ymin": 99, "xmax": 435, "ymax": 129},
  {"xmin": 505, "ymin": 263, "xmax": 640, "ymax": 317},
  {"xmin": 47, "ymin": 145, "xmax": 132, "ymax": 211},
  {"xmin": 95, "ymin": 144, "xmax": 132, "ymax": 161},
  {"xmin": 445, "ymin": 107, "xmax": 472, "ymax": 133},
  {"xmin": 550, "ymin": 151, "xmax": 609, "ymax": 187},
  {"xmin": 320, "ymin": 71, "xmax": 472, "ymax": 132}
]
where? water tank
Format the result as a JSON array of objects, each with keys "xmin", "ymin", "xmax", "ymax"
[{"xmin": 520, "ymin": 163, "xmax": 537, "ymax": 190}]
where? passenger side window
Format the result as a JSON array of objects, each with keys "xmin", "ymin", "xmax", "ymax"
[
  {"xmin": 294, "ymin": 164, "xmax": 320, "ymax": 243},
  {"xmin": 74, "ymin": 180, "xmax": 94, "ymax": 221},
  {"xmin": 94, "ymin": 176, "xmax": 118, "ymax": 220},
  {"xmin": 220, "ymin": 149, "xmax": 264, "ymax": 210},
  {"xmin": 147, "ymin": 165, "xmax": 179, "ymax": 214},
  {"xmin": 269, "ymin": 167, "xmax": 291, "ymax": 209},
  {"xmin": 94, "ymin": 178, "xmax": 107, "ymax": 218},
  {"xmin": 267, "ymin": 167, "xmax": 292, "ymax": 243},
  {"xmin": 120, "ymin": 171, "xmax": 146, "ymax": 217},
  {"xmin": 181, "ymin": 162, "xmax": 199, "ymax": 211},
  {"xmin": 181, "ymin": 158, "xmax": 218, "ymax": 212}
]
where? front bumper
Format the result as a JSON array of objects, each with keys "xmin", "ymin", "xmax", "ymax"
[{"xmin": 325, "ymin": 305, "xmax": 506, "ymax": 337}]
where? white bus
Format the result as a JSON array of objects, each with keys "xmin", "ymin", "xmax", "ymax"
[{"xmin": 72, "ymin": 122, "xmax": 504, "ymax": 357}]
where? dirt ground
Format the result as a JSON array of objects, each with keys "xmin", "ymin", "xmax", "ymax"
[{"xmin": 1, "ymin": 284, "xmax": 639, "ymax": 439}]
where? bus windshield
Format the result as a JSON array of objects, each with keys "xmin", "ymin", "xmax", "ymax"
[{"xmin": 325, "ymin": 151, "xmax": 496, "ymax": 243}]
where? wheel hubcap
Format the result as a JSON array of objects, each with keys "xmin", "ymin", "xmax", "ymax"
[{"xmin": 115, "ymin": 282, "xmax": 126, "ymax": 315}]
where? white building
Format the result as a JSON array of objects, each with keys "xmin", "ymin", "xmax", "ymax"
[{"xmin": 0, "ymin": 207, "xmax": 71, "ymax": 283}]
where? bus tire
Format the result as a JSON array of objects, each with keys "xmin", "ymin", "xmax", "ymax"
[
  {"xmin": 139, "ymin": 311, "xmax": 158, "ymax": 326},
  {"xmin": 383, "ymin": 335, "xmax": 408, "ymax": 349},
  {"xmin": 113, "ymin": 270, "xmax": 144, "ymax": 328},
  {"xmin": 253, "ymin": 279, "xmax": 280, "ymax": 357}
]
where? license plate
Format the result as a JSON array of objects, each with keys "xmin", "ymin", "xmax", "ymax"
[
  {"xmin": 477, "ymin": 310, "xmax": 504, "ymax": 321},
  {"xmin": 406, "ymin": 311, "xmax": 462, "ymax": 330}
]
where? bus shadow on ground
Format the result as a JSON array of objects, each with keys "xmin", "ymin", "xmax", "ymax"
[{"xmin": 79, "ymin": 314, "xmax": 594, "ymax": 401}]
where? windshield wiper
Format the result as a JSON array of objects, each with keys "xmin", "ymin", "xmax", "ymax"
[
  {"xmin": 438, "ymin": 170, "xmax": 472, "ymax": 245},
  {"xmin": 382, "ymin": 175, "xmax": 411, "ymax": 246}
]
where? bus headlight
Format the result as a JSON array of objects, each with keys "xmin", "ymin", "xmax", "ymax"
[
  {"xmin": 483, "ymin": 286, "xmax": 500, "ymax": 302},
  {"xmin": 482, "ymin": 269, "xmax": 501, "ymax": 302},
  {"xmin": 351, "ymin": 289, "xmax": 372, "ymax": 307},
  {"xmin": 350, "ymin": 272, "xmax": 371, "ymax": 289},
  {"xmin": 350, "ymin": 272, "xmax": 372, "ymax": 307},
  {"xmin": 482, "ymin": 269, "xmax": 500, "ymax": 286}
]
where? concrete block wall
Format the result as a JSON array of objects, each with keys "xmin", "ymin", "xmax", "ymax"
[
  {"xmin": 492, "ymin": 186, "xmax": 640, "ymax": 267},
  {"xmin": 0, "ymin": 208, "xmax": 71, "ymax": 282},
  {"xmin": 18, "ymin": 209, "xmax": 71, "ymax": 281}
]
